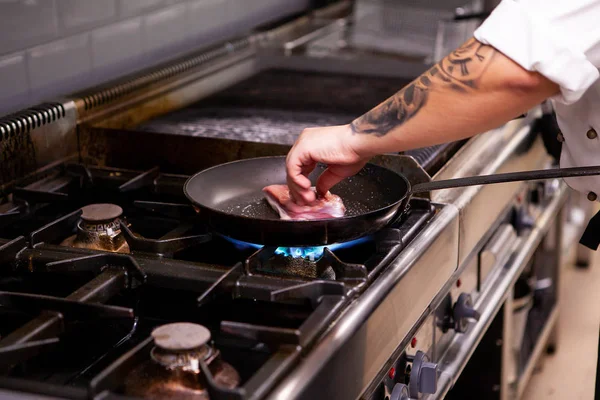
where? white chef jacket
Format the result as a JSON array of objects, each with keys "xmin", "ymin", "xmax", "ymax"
[{"xmin": 473, "ymin": 0, "xmax": 600, "ymax": 198}]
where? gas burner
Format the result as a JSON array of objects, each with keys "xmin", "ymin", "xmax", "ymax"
[
  {"xmin": 261, "ymin": 251, "xmax": 337, "ymax": 280},
  {"xmin": 124, "ymin": 322, "xmax": 240, "ymax": 399},
  {"xmin": 229, "ymin": 236, "xmax": 372, "ymax": 282},
  {"xmin": 223, "ymin": 236, "xmax": 373, "ymax": 280},
  {"xmin": 226, "ymin": 236, "xmax": 372, "ymax": 261},
  {"xmin": 60, "ymin": 203, "xmax": 129, "ymax": 253}
]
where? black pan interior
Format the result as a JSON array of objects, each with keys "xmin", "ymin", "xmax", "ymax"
[{"xmin": 184, "ymin": 156, "xmax": 409, "ymax": 222}]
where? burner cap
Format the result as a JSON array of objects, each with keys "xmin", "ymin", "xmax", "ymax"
[
  {"xmin": 80, "ymin": 204, "xmax": 123, "ymax": 223},
  {"xmin": 152, "ymin": 323, "xmax": 211, "ymax": 351}
]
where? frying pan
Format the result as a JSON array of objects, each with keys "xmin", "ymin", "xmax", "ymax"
[{"xmin": 184, "ymin": 156, "xmax": 600, "ymax": 247}]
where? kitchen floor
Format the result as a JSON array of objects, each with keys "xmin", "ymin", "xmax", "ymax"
[{"xmin": 522, "ymin": 244, "xmax": 600, "ymax": 399}]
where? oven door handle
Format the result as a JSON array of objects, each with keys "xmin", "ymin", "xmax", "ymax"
[{"xmin": 479, "ymin": 223, "xmax": 519, "ymax": 295}]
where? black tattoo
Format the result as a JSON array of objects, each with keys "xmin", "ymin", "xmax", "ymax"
[
  {"xmin": 350, "ymin": 68, "xmax": 434, "ymax": 136},
  {"xmin": 439, "ymin": 39, "xmax": 495, "ymax": 88},
  {"xmin": 351, "ymin": 38, "xmax": 496, "ymax": 137}
]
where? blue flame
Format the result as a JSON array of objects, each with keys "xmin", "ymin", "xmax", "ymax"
[{"xmin": 223, "ymin": 235, "xmax": 371, "ymax": 260}]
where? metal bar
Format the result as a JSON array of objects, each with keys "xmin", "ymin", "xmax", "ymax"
[
  {"xmin": 199, "ymin": 359, "xmax": 245, "ymax": 400},
  {"xmin": 220, "ymin": 321, "xmax": 301, "ymax": 345},
  {"xmin": 118, "ymin": 166, "xmax": 159, "ymax": 192},
  {"xmin": 133, "ymin": 200, "xmax": 197, "ymax": 218},
  {"xmin": 297, "ymin": 295, "xmax": 347, "ymax": 347},
  {"xmin": 412, "ymin": 165, "xmax": 600, "ymax": 193},
  {"xmin": 235, "ymin": 275, "xmax": 328, "ymax": 302},
  {"xmin": 0, "ymin": 210, "xmax": 22, "ymax": 225},
  {"xmin": 0, "ymin": 338, "xmax": 60, "ymax": 367},
  {"xmin": 140, "ymin": 259, "xmax": 228, "ymax": 290},
  {"xmin": 0, "ymin": 291, "xmax": 133, "ymax": 320},
  {"xmin": 64, "ymin": 163, "xmax": 94, "ymax": 186},
  {"xmin": 501, "ymin": 289, "xmax": 513, "ymax": 400},
  {"xmin": 45, "ymin": 253, "xmax": 146, "ymax": 285},
  {"xmin": 246, "ymin": 246, "xmax": 278, "ymax": 275},
  {"xmin": 0, "ymin": 236, "xmax": 27, "ymax": 266},
  {"xmin": 0, "ymin": 314, "xmax": 63, "ymax": 348},
  {"xmin": 67, "ymin": 268, "xmax": 128, "ymax": 303},
  {"xmin": 197, "ymin": 263, "xmax": 243, "ymax": 306},
  {"xmin": 88, "ymin": 336, "xmax": 153, "ymax": 398},
  {"xmin": 244, "ymin": 345, "xmax": 302, "ymax": 400},
  {"xmin": 29, "ymin": 209, "xmax": 82, "ymax": 247},
  {"xmin": 0, "ymin": 270, "xmax": 126, "ymax": 346},
  {"xmin": 25, "ymin": 175, "xmax": 72, "ymax": 193},
  {"xmin": 0, "ymin": 377, "xmax": 87, "ymax": 400},
  {"xmin": 120, "ymin": 221, "xmax": 211, "ymax": 255},
  {"xmin": 318, "ymin": 248, "xmax": 367, "ymax": 281},
  {"xmin": 283, "ymin": 19, "xmax": 346, "ymax": 55},
  {"xmin": 159, "ymin": 222, "xmax": 196, "ymax": 240},
  {"xmin": 16, "ymin": 245, "xmax": 225, "ymax": 291},
  {"xmin": 12, "ymin": 188, "xmax": 69, "ymax": 204},
  {"xmin": 270, "ymin": 282, "xmax": 345, "ymax": 303}
]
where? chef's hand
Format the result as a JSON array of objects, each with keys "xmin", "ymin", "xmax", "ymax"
[{"xmin": 286, "ymin": 124, "xmax": 370, "ymax": 205}]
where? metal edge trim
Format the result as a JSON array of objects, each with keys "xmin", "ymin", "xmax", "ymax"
[
  {"xmin": 88, "ymin": 39, "xmax": 249, "ymax": 106},
  {"xmin": 0, "ymin": 102, "xmax": 68, "ymax": 141}
]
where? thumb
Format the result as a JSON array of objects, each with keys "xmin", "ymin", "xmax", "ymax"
[{"xmin": 316, "ymin": 166, "xmax": 347, "ymax": 196}]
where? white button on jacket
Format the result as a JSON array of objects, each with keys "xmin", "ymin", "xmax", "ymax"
[{"xmin": 474, "ymin": 0, "xmax": 600, "ymax": 197}]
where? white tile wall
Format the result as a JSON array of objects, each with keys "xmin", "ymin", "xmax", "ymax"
[
  {"xmin": 91, "ymin": 17, "xmax": 143, "ymax": 81},
  {"xmin": 142, "ymin": 3, "xmax": 188, "ymax": 62},
  {"xmin": 119, "ymin": 0, "xmax": 164, "ymax": 18},
  {"xmin": 0, "ymin": 0, "xmax": 311, "ymax": 118},
  {"xmin": 57, "ymin": 0, "xmax": 118, "ymax": 35},
  {"xmin": 0, "ymin": 52, "xmax": 30, "ymax": 112},
  {"xmin": 28, "ymin": 34, "xmax": 92, "ymax": 103},
  {"xmin": 187, "ymin": 0, "xmax": 226, "ymax": 39},
  {"xmin": 0, "ymin": 0, "xmax": 59, "ymax": 56}
]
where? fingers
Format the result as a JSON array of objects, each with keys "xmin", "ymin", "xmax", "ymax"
[
  {"xmin": 287, "ymin": 173, "xmax": 316, "ymax": 205},
  {"xmin": 317, "ymin": 161, "xmax": 368, "ymax": 196},
  {"xmin": 316, "ymin": 167, "xmax": 346, "ymax": 196},
  {"xmin": 286, "ymin": 148, "xmax": 317, "ymax": 205}
]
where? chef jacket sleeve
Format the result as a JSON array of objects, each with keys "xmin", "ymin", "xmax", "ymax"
[{"xmin": 473, "ymin": 0, "xmax": 600, "ymax": 105}]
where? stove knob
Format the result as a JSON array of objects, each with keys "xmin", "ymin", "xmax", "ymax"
[
  {"xmin": 513, "ymin": 205, "xmax": 535, "ymax": 233},
  {"xmin": 529, "ymin": 183, "xmax": 543, "ymax": 204},
  {"xmin": 409, "ymin": 351, "xmax": 438, "ymax": 398},
  {"xmin": 390, "ymin": 383, "xmax": 410, "ymax": 400},
  {"xmin": 453, "ymin": 293, "xmax": 480, "ymax": 333}
]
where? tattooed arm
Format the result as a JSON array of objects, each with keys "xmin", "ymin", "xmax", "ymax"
[
  {"xmin": 286, "ymin": 38, "xmax": 560, "ymax": 204},
  {"xmin": 348, "ymin": 37, "xmax": 559, "ymax": 156}
]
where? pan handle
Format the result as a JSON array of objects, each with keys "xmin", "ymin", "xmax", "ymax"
[{"xmin": 410, "ymin": 165, "xmax": 600, "ymax": 193}]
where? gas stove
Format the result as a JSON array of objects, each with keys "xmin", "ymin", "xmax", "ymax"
[
  {"xmin": 0, "ymin": 3, "xmax": 585, "ymax": 399},
  {"xmin": 0, "ymin": 160, "xmax": 435, "ymax": 400}
]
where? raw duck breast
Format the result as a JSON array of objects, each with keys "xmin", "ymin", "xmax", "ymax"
[{"xmin": 262, "ymin": 185, "xmax": 346, "ymax": 221}]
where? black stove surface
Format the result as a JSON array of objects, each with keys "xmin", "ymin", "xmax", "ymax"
[{"xmin": 0, "ymin": 162, "xmax": 434, "ymax": 400}]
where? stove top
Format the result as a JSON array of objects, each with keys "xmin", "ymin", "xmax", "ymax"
[{"xmin": 0, "ymin": 161, "xmax": 435, "ymax": 400}]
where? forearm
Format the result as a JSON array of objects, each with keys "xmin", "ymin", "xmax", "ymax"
[{"xmin": 348, "ymin": 38, "xmax": 560, "ymax": 157}]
